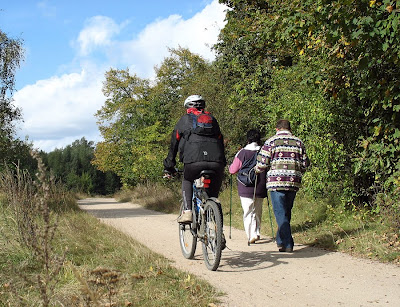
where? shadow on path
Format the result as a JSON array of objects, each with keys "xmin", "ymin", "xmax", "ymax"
[
  {"xmin": 79, "ymin": 200, "xmax": 164, "ymax": 218},
  {"xmin": 219, "ymin": 245, "xmax": 331, "ymax": 272}
]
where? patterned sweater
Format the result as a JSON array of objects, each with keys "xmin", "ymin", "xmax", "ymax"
[{"xmin": 256, "ymin": 130, "xmax": 310, "ymax": 191}]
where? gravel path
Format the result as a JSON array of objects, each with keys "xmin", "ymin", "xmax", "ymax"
[{"xmin": 78, "ymin": 198, "xmax": 400, "ymax": 307}]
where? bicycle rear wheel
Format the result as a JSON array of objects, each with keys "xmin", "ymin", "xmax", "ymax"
[
  {"xmin": 178, "ymin": 203, "xmax": 197, "ymax": 259},
  {"xmin": 202, "ymin": 199, "xmax": 223, "ymax": 271}
]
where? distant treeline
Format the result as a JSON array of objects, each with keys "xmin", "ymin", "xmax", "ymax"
[{"xmin": 41, "ymin": 138, "xmax": 121, "ymax": 195}]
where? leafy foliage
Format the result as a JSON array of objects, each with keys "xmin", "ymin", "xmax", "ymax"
[
  {"xmin": 0, "ymin": 29, "xmax": 24, "ymax": 165},
  {"xmin": 43, "ymin": 138, "xmax": 121, "ymax": 195},
  {"xmin": 93, "ymin": 48, "xmax": 219, "ymax": 186},
  {"xmin": 216, "ymin": 0, "xmax": 400, "ymax": 215}
]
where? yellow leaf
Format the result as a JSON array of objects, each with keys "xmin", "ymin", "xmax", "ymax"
[
  {"xmin": 185, "ymin": 274, "xmax": 191, "ymax": 282},
  {"xmin": 369, "ymin": 0, "xmax": 376, "ymax": 7},
  {"xmin": 149, "ymin": 266, "xmax": 153, "ymax": 272},
  {"xmin": 299, "ymin": 49, "xmax": 304, "ymax": 55},
  {"xmin": 361, "ymin": 140, "xmax": 369, "ymax": 149},
  {"xmin": 374, "ymin": 126, "xmax": 382, "ymax": 136}
]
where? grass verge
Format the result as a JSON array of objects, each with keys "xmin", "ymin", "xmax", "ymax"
[
  {"xmin": 0, "ymin": 203, "xmax": 221, "ymax": 306},
  {"xmin": 0, "ymin": 158, "xmax": 221, "ymax": 306},
  {"xmin": 218, "ymin": 183, "xmax": 400, "ymax": 264}
]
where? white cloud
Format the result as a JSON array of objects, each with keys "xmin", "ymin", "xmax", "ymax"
[
  {"xmin": 14, "ymin": 66, "xmax": 105, "ymax": 150},
  {"xmin": 15, "ymin": 0, "xmax": 227, "ymax": 152},
  {"xmin": 117, "ymin": 0, "xmax": 227, "ymax": 78},
  {"xmin": 76, "ymin": 16, "xmax": 122, "ymax": 56}
]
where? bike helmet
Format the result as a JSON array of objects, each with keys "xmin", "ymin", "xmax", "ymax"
[{"xmin": 184, "ymin": 95, "xmax": 206, "ymax": 109}]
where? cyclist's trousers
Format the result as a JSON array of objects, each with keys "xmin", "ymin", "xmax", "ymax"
[{"xmin": 182, "ymin": 161, "xmax": 224, "ymax": 212}]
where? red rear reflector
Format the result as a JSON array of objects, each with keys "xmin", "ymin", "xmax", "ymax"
[{"xmin": 203, "ymin": 179, "xmax": 211, "ymax": 184}]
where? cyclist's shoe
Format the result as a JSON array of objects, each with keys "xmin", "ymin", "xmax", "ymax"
[
  {"xmin": 221, "ymin": 233, "xmax": 226, "ymax": 250},
  {"xmin": 177, "ymin": 210, "xmax": 192, "ymax": 224}
]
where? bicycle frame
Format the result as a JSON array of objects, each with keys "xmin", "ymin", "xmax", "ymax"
[
  {"xmin": 178, "ymin": 170, "xmax": 223, "ymax": 271},
  {"xmin": 192, "ymin": 174, "xmax": 211, "ymax": 239}
]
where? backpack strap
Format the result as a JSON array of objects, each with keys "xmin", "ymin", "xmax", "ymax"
[{"xmin": 189, "ymin": 112, "xmax": 198, "ymax": 129}]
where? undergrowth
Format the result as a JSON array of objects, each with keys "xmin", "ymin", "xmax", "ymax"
[
  {"xmin": 218, "ymin": 184, "xmax": 400, "ymax": 264},
  {"xmin": 115, "ymin": 181, "xmax": 182, "ymax": 213}
]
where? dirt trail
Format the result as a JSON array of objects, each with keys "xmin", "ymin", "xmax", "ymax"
[{"xmin": 78, "ymin": 198, "xmax": 400, "ymax": 307}]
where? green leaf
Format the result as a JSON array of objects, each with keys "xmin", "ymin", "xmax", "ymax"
[
  {"xmin": 393, "ymin": 129, "xmax": 400, "ymax": 139},
  {"xmin": 382, "ymin": 42, "xmax": 389, "ymax": 51}
]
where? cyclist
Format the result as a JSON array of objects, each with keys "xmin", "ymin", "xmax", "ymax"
[{"xmin": 163, "ymin": 95, "xmax": 226, "ymax": 224}]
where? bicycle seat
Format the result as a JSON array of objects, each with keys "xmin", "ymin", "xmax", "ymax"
[{"xmin": 199, "ymin": 170, "xmax": 216, "ymax": 178}]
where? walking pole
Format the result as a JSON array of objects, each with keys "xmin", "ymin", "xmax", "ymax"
[
  {"xmin": 229, "ymin": 174, "xmax": 233, "ymax": 239},
  {"xmin": 266, "ymin": 191, "xmax": 275, "ymax": 241}
]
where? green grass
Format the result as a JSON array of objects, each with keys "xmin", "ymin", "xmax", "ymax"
[
  {"xmin": 218, "ymin": 183, "xmax": 400, "ymax": 264},
  {"xmin": 0, "ymin": 201, "xmax": 221, "ymax": 306}
]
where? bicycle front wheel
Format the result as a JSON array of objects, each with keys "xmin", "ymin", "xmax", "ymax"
[
  {"xmin": 202, "ymin": 200, "xmax": 223, "ymax": 271},
  {"xmin": 178, "ymin": 203, "xmax": 197, "ymax": 259}
]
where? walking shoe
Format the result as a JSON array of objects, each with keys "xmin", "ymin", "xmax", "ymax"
[
  {"xmin": 279, "ymin": 246, "xmax": 294, "ymax": 252},
  {"xmin": 249, "ymin": 237, "xmax": 257, "ymax": 244},
  {"xmin": 177, "ymin": 210, "xmax": 192, "ymax": 223}
]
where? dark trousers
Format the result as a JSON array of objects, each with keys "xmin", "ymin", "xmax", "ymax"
[
  {"xmin": 182, "ymin": 161, "xmax": 224, "ymax": 211},
  {"xmin": 270, "ymin": 190, "xmax": 297, "ymax": 249}
]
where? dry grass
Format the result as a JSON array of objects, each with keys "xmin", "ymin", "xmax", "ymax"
[
  {"xmin": 0, "ymin": 157, "xmax": 221, "ymax": 306},
  {"xmin": 115, "ymin": 181, "xmax": 182, "ymax": 213},
  {"xmin": 0, "ymin": 152, "xmax": 77, "ymax": 306}
]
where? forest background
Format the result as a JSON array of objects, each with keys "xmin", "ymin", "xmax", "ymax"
[{"xmin": 1, "ymin": 0, "xmax": 399, "ymax": 257}]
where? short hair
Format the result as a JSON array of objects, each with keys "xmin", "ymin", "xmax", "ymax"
[
  {"xmin": 276, "ymin": 119, "xmax": 291, "ymax": 131},
  {"xmin": 247, "ymin": 129, "xmax": 261, "ymax": 145}
]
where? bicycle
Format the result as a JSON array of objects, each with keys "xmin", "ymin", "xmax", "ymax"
[{"xmin": 178, "ymin": 170, "xmax": 224, "ymax": 271}]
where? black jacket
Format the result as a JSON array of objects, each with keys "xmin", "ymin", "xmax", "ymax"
[{"xmin": 163, "ymin": 108, "xmax": 226, "ymax": 171}]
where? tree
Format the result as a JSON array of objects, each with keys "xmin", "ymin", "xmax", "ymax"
[
  {"xmin": 216, "ymin": 0, "xmax": 400, "ymax": 209},
  {"xmin": 44, "ymin": 138, "xmax": 121, "ymax": 195},
  {"xmin": 93, "ymin": 48, "xmax": 218, "ymax": 186},
  {"xmin": 93, "ymin": 68, "xmax": 153, "ymax": 185},
  {"xmin": 0, "ymin": 29, "xmax": 24, "ymax": 164}
]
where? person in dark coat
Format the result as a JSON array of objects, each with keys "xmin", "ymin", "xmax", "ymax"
[{"xmin": 163, "ymin": 95, "xmax": 226, "ymax": 224}]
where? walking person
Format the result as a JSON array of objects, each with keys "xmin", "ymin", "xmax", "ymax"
[
  {"xmin": 255, "ymin": 119, "xmax": 310, "ymax": 252},
  {"xmin": 229, "ymin": 129, "xmax": 267, "ymax": 244}
]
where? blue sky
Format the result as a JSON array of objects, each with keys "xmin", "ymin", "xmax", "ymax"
[{"xmin": 1, "ymin": 0, "xmax": 227, "ymax": 152}]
